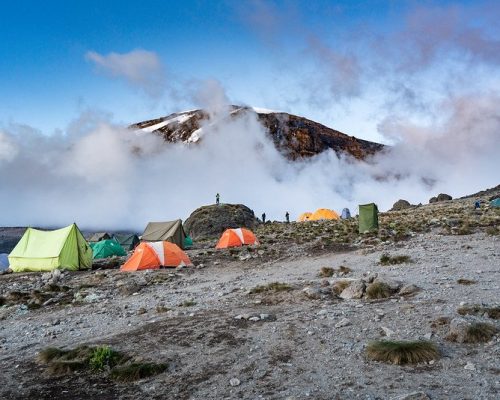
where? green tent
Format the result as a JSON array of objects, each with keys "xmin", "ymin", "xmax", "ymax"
[
  {"xmin": 490, "ymin": 198, "xmax": 500, "ymax": 208},
  {"xmin": 113, "ymin": 234, "xmax": 140, "ymax": 251},
  {"xmin": 141, "ymin": 220, "xmax": 187, "ymax": 249},
  {"xmin": 184, "ymin": 235, "xmax": 193, "ymax": 249},
  {"xmin": 9, "ymin": 224, "xmax": 92, "ymax": 272},
  {"xmin": 90, "ymin": 239, "xmax": 127, "ymax": 259},
  {"xmin": 359, "ymin": 203, "xmax": 379, "ymax": 233}
]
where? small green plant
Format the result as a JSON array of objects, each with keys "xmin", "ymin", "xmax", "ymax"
[
  {"xmin": 457, "ymin": 278, "xmax": 476, "ymax": 285},
  {"xmin": 249, "ymin": 282, "xmax": 292, "ymax": 294},
  {"xmin": 89, "ymin": 346, "xmax": 122, "ymax": 371},
  {"xmin": 181, "ymin": 300, "xmax": 197, "ymax": 307},
  {"xmin": 110, "ymin": 362, "xmax": 168, "ymax": 382},
  {"xmin": 156, "ymin": 305, "xmax": 171, "ymax": 313},
  {"xmin": 379, "ymin": 253, "xmax": 412, "ymax": 265},
  {"xmin": 365, "ymin": 340, "xmax": 440, "ymax": 365},
  {"xmin": 365, "ymin": 282, "xmax": 392, "ymax": 299}
]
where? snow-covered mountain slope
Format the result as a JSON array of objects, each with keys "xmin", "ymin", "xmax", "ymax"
[{"xmin": 130, "ymin": 106, "xmax": 384, "ymax": 160}]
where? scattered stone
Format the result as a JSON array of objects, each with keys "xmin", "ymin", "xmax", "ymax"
[
  {"xmin": 362, "ymin": 272, "xmax": 378, "ymax": 284},
  {"xmin": 339, "ymin": 280, "xmax": 365, "ymax": 300},
  {"xmin": 392, "ymin": 392, "xmax": 431, "ymax": 400},
  {"xmin": 248, "ymin": 316, "xmax": 260, "ymax": 322},
  {"xmin": 229, "ymin": 378, "xmax": 241, "ymax": 387},
  {"xmin": 335, "ymin": 318, "xmax": 351, "ymax": 328},
  {"xmin": 302, "ymin": 286, "xmax": 323, "ymax": 300},
  {"xmin": 399, "ymin": 284, "xmax": 420, "ymax": 296},
  {"xmin": 373, "ymin": 278, "xmax": 402, "ymax": 292},
  {"xmin": 464, "ymin": 362, "xmax": 476, "ymax": 371},
  {"xmin": 381, "ymin": 326, "xmax": 395, "ymax": 337}
]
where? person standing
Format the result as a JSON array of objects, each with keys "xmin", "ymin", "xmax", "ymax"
[
  {"xmin": 285, "ymin": 212, "xmax": 290, "ymax": 223},
  {"xmin": 216, "ymin": 193, "xmax": 220, "ymax": 205},
  {"xmin": 262, "ymin": 212, "xmax": 266, "ymax": 223}
]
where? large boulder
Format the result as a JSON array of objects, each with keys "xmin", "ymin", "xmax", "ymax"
[
  {"xmin": 430, "ymin": 193, "xmax": 453, "ymax": 203},
  {"xmin": 391, "ymin": 199, "xmax": 412, "ymax": 211},
  {"xmin": 184, "ymin": 204, "xmax": 259, "ymax": 240}
]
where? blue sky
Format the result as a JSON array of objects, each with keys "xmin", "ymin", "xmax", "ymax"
[{"xmin": 1, "ymin": 0, "xmax": 500, "ymax": 143}]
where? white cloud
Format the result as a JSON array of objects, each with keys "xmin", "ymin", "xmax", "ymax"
[{"xmin": 85, "ymin": 49, "xmax": 165, "ymax": 98}]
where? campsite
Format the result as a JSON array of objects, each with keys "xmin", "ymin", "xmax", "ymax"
[{"xmin": 0, "ymin": 188, "xmax": 499, "ymax": 399}]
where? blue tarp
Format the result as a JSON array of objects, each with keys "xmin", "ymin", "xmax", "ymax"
[
  {"xmin": 0, "ymin": 253, "xmax": 9, "ymax": 271},
  {"xmin": 490, "ymin": 198, "xmax": 500, "ymax": 208}
]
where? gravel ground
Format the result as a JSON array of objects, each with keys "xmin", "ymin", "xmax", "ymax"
[{"xmin": 0, "ymin": 228, "xmax": 498, "ymax": 399}]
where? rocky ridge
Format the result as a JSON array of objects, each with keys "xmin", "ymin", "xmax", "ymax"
[{"xmin": 130, "ymin": 106, "xmax": 385, "ymax": 160}]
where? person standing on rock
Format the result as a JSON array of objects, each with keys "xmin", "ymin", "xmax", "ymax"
[
  {"xmin": 216, "ymin": 193, "xmax": 220, "ymax": 205},
  {"xmin": 285, "ymin": 212, "xmax": 290, "ymax": 223},
  {"xmin": 262, "ymin": 212, "xmax": 266, "ymax": 223}
]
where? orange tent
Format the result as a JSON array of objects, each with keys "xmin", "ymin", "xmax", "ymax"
[
  {"xmin": 297, "ymin": 212, "xmax": 312, "ymax": 222},
  {"xmin": 216, "ymin": 228, "xmax": 258, "ymax": 249},
  {"xmin": 121, "ymin": 241, "xmax": 192, "ymax": 272},
  {"xmin": 309, "ymin": 208, "xmax": 340, "ymax": 221}
]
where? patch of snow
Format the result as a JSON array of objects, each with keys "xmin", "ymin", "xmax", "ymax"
[
  {"xmin": 252, "ymin": 107, "xmax": 281, "ymax": 114},
  {"xmin": 187, "ymin": 128, "xmax": 202, "ymax": 143},
  {"xmin": 141, "ymin": 114, "xmax": 193, "ymax": 132}
]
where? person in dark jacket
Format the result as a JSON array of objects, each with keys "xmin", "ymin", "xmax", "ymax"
[
  {"xmin": 285, "ymin": 212, "xmax": 290, "ymax": 223},
  {"xmin": 262, "ymin": 213, "xmax": 266, "ymax": 223}
]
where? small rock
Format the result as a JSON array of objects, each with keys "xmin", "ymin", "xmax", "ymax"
[
  {"xmin": 229, "ymin": 378, "xmax": 240, "ymax": 387},
  {"xmin": 423, "ymin": 332, "xmax": 433, "ymax": 340},
  {"xmin": 339, "ymin": 280, "xmax": 365, "ymax": 299},
  {"xmin": 302, "ymin": 286, "xmax": 323, "ymax": 300},
  {"xmin": 317, "ymin": 309, "xmax": 328, "ymax": 316},
  {"xmin": 335, "ymin": 318, "xmax": 351, "ymax": 328},
  {"xmin": 392, "ymin": 392, "xmax": 430, "ymax": 400},
  {"xmin": 399, "ymin": 284, "xmax": 420, "ymax": 296},
  {"xmin": 374, "ymin": 277, "xmax": 402, "ymax": 292},
  {"xmin": 248, "ymin": 316, "xmax": 260, "ymax": 322},
  {"xmin": 381, "ymin": 326, "xmax": 395, "ymax": 337},
  {"xmin": 464, "ymin": 362, "xmax": 476, "ymax": 371}
]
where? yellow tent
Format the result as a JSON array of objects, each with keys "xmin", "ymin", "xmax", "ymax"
[
  {"xmin": 297, "ymin": 212, "xmax": 312, "ymax": 222},
  {"xmin": 309, "ymin": 208, "xmax": 339, "ymax": 221}
]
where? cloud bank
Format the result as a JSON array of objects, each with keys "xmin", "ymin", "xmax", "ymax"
[{"xmin": 85, "ymin": 49, "xmax": 165, "ymax": 98}]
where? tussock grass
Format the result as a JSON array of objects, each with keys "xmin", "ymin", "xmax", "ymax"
[
  {"xmin": 110, "ymin": 362, "xmax": 167, "ymax": 382},
  {"xmin": 486, "ymin": 226, "xmax": 499, "ymax": 235},
  {"xmin": 464, "ymin": 323, "xmax": 497, "ymax": 343},
  {"xmin": 457, "ymin": 278, "xmax": 476, "ymax": 285},
  {"xmin": 366, "ymin": 340, "xmax": 440, "ymax": 365},
  {"xmin": 379, "ymin": 253, "xmax": 412, "ymax": 265},
  {"xmin": 249, "ymin": 282, "xmax": 292, "ymax": 294},
  {"xmin": 181, "ymin": 300, "xmax": 197, "ymax": 307},
  {"xmin": 365, "ymin": 282, "xmax": 392, "ymax": 299},
  {"xmin": 156, "ymin": 305, "xmax": 171, "ymax": 313},
  {"xmin": 47, "ymin": 360, "xmax": 86, "ymax": 375},
  {"xmin": 458, "ymin": 305, "xmax": 500, "ymax": 319},
  {"xmin": 319, "ymin": 267, "xmax": 335, "ymax": 277}
]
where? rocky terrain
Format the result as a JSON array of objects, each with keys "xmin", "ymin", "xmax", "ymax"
[
  {"xmin": 0, "ymin": 188, "xmax": 499, "ymax": 399},
  {"xmin": 130, "ymin": 106, "xmax": 385, "ymax": 160}
]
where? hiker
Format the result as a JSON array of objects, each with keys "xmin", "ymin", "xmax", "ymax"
[
  {"xmin": 474, "ymin": 200, "xmax": 480, "ymax": 209},
  {"xmin": 262, "ymin": 212, "xmax": 266, "ymax": 223},
  {"xmin": 285, "ymin": 212, "xmax": 290, "ymax": 223},
  {"xmin": 216, "ymin": 193, "xmax": 220, "ymax": 205}
]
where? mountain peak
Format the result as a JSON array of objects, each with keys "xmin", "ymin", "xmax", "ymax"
[{"xmin": 130, "ymin": 106, "xmax": 384, "ymax": 160}]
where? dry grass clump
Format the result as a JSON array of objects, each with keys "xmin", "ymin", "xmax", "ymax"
[
  {"xmin": 110, "ymin": 362, "xmax": 168, "ymax": 382},
  {"xmin": 365, "ymin": 340, "xmax": 440, "ymax": 365},
  {"xmin": 463, "ymin": 323, "xmax": 497, "ymax": 343},
  {"xmin": 319, "ymin": 267, "xmax": 335, "ymax": 277},
  {"xmin": 365, "ymin": 282, "xmax": 392, "ymax": 299},
  {"xmin": 456, "ymin": 278, "xmax": 476, "ymax": 285},
  {"xmin": 181, "ymin": 300, "xmax": 197, "ymax": 307},
  {"xmin": 446, "ymin": 322, "xmax": 497, "ymax": 343},
  {"xmin": 319, "ymin": 265, "xmax": 351, "ymax": 278},
  {"xmin": 37, "ymin": 345, "xmax": 166, "ymax": 381},
  {"xmin": 332, "ymin": 280, "xmax": 352, "ymax": 295},
  {"xmin": 486, "ymin": 226, "xmax": 499, "ymax": 235},
  {"xmin": 249, "ymin": 282, "xmax": 292, "ymax": 294},
  {"xmin": 379, "ymin": 253, "xmax": 412, "ymax": 265},
  {"xmin": 458, "ymin": 305, "xmax": 500, "ymax": 320}
]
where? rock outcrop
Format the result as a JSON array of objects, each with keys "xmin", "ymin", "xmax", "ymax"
[
  {"xmin": 429, "ymin": 193, "xmax": 453, "ymax": 203},
  {"xmin": 184, "ymin": 204, "xmax": 259, "ymax": 240},
  {"xmin": 391, "ymin": 199, "xmax": 412, "ymax": 211}
]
